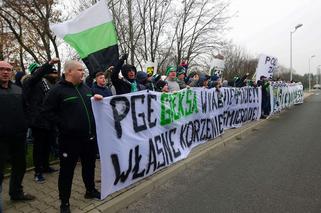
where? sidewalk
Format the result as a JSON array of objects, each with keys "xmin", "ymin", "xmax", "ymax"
[{"xmin": 2, "ymin": 163, "xmax": 102, "ymax": 213}]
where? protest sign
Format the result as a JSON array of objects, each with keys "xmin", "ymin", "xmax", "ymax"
[
  {"xmin": 209, "ymin": 58, "xmax": 225, "ymax": 76},
  {"xmin": 143, "ymin": 61, "xmax": 158, "ymax": 76},
  {"xmin": 255, "ymin": 55, "xmax": 278, "ymax": 82},
  {"xmin": 91, "ymin": 87, "xmax": 261, "ymax": 199},
  {"xmin": 270, "ymin": 82, "xmax": 304, "ymax": 114}
]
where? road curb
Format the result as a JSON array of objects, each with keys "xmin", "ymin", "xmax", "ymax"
[
  {"xmin": 88, "ymin": 119, "xmax": 267, "ymax": 213},
  {"xmin": 304, "ymin": 92, "xmax": 313, "ymax": 99}
]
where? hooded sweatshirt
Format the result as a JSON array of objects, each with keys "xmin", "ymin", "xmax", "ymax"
[{"xmin": 111, "ymin": 62, "xmax": 145, "ymax": 95}]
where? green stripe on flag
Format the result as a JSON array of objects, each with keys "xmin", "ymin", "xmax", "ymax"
[{"xmin": 64, "ymin": 21, "xmax": 118, "ymax": 59}]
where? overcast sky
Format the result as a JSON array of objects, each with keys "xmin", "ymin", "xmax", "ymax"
[{"xmin": 226, "ymin": 0, "xmax": 321, "ymax": 76}]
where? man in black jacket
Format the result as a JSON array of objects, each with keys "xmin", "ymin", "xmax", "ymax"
[
  {"xmin": 42, "ymin": 60, "xmax": 102, "ymax": 213},
  {"xmin": 0, "ymin": 61, "xmax": 35, "ymax": 211},
  {"xmin": 91, "ymin": 71, "xmax": 113, "ymax": 97},
  {"xmin": 111, "ymin": 54, "xmax": 145, "ymax": 94},
  {"xmin": 22, "ymin": 58, "xmax": 60, "ymax": 183},
  {"xmin": 228, "ymin": 73, "xmax": 250, "ymax": 87},
  {"xmin": 257, "ymin": 75, "xmax": 271, "ymax": 118}
]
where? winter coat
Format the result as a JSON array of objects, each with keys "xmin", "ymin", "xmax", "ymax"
[
  {"xmin": 92, "ymin": 82, "xmax": 112, "ymax": 97},
  {"xmin": 22, "ymin": 63, "xmax": 56, "ymax": 129},
  {"xmin": 0, "ymin": 82, "xmax": 27, "ymax": 137},
  {"xmin": 111, "ymin": 62, "xmax": 145, "ymax": 95},
  {"xmin": 42, "ymin": 79, "xmax": 96, "ymax": 139},
  {"xmin": 177, "ymin": 79, "xmax": 187, "ymax": 89}
]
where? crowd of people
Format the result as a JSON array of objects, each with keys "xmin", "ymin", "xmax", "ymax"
[
  {"xmin": 1, "ymin": 59, "xmax": 102, "ymax": 213},
  {"xmin": 0, "ymin": 54, "xmax": 273, "ymax": 213}
]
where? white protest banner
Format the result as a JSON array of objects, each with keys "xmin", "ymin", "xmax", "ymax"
[
  {"xmin": 270, "ymin": 82, "xmax": 304, "ymax": 114},
  {"xmin": 255, "ymin": 54, "xmax": 278, "ymax": 82},
  {"xmin": 91, "ymin": 87, "xmax": 261, "ymax": 199},
  {"xmin": 143, "ymin": 61, "xmax": 157, "ymax": 76},
  {"xmin": 209, "ymin": 58, "xmax": 225, "ymax": 76},
  {"xmin": 220, "ymin": 87, "xmax": 262, "ymax": 129}
]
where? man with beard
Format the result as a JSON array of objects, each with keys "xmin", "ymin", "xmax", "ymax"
[{"xmin": 22, "ymin": 58, "xmax": 60, "ymax": 183}]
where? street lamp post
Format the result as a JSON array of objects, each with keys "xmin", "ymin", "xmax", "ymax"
[
  {"xmin": 290, "ymin": 24, "xmax": 303, "ymax": 82},
  {"xmin": 309, "ymin": 55, "xmax": 316, "ymax": 91},
  {"xmin": 317, "ymin": 65, "xmax": 321, "ymax": 85}
]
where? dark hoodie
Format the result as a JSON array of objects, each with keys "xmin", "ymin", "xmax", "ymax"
[
  {"xmin": 136, "ymin": 71, "xmax": 155, "ymax": 91},
  {"xmin": 111, "ymin": 62, "xmax": 145, "ymax": 95},
  {"xmin": 22, "ymin": 63, "xmax": 56, "ymax": 129}
]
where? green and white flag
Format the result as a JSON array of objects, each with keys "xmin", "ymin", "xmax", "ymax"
[{"xmin": 50, "ymin": 0, "xmax": 119, "ymax": 75}]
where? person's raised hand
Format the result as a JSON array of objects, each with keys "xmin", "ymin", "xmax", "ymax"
[
  {"xmin": 49, "ymin": 58, "xmax": 60, "ymax": 65},
  {"xmin": 120, "ymin": 53, "xmax": 128, "ymax": 61}
]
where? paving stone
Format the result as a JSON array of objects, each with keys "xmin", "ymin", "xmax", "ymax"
[
  {"xmin": 33, "ymin": 202, "xmax": 51, "ymax": 211},
  {"xmin": 2, "ymin": 160, "xmax": 103, "ymax": 212},
  {"xmin": 82, "ymin": 204, "xmax": 97, "ymax": 212},
  {"xmin": 20, "ymin": 205, "xmax": 35, "ymax": 213},
  {"xmin": 87, "ymin": 209, "xmax": 102, "ymax": 213},
  {"xmin": 43, "ymin": 207, "xmax": 59, "ymax": 213},
  {"xmin": 10, "ymin": 202, "xmax": 29, "ymax": 209},
  {"xmin": 5, "ymin": 208, "xmax": 24, "ymax": 213}
]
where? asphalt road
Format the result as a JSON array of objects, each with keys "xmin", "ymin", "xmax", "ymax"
[{"xmin": 118, "ymin": 92, "xmax": 321, "ymax": 213}]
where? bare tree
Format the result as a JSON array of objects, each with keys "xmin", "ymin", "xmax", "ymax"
[
  {"xmin": 172, "ymin": 0, "xmax": 230, "ymax": 68},
  {"xmin": 136, "ymin": 0, "xmax": 171, "ymax": 62},
  {"xmin": 107, "ymin": 0, "xmax": 143, "ymax": 65},
  {"xmin": 0, "ymin": 19, "xmax": 15, "ymax": 60},
  {"xmin": 222, "ymin": 43, "xmax": 258, "ymax": 80},
  {"xmin": 0, "ymin": 0, "xmax": 63, "ymax": 71}
]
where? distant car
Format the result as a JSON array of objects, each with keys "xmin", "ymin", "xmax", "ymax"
[{"xmin": 313, "ymin": 84, "xmax": 321, "ymax": 89}]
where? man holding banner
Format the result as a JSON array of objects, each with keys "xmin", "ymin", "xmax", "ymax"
[
  {"xmin": 42, "ymin": 60, "xmax": 102, "ymax": 213},
  {"xmin": 257, "ymin": 75, "xmax": 271, "ymax": 118}
]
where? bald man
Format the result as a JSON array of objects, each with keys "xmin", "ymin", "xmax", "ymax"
[
  {"xmin": 42, "ymin": 60, "xmax": 102, "ymax": 213},
  {"xmin": 0, "ymin": 61, "xmax": 35, "ymax": 211}
]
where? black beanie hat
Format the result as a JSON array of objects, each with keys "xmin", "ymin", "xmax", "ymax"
[{"xmin": 121, "ymin": 64, "xmax": 137, "ymax": 79}]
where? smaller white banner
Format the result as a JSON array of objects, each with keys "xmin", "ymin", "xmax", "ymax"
[
  {"xmin": 270, "ymin": 82, "xmax": 304, "ymax": 114},
  {"xmin": 255, "ymin": 54, "xmax": 278, "ymax": 82},
  {"xmin": 143, "ymin": 61, "xmax": 158, "ymax": 76},
  {"xmin": 209, "ymin": 58, "xmax": 225, "ymax": 76}
]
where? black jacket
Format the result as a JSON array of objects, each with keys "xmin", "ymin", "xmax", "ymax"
[
  {"xmin": 0, "ymin": 82, "xmax": 27, "ymax": 137},
  {"xmin": 111, "ymin": 60, "xmax": 145, "ymax": 95},
  {"xmin": 257, "ymin": 80, "xmax": 270, "ymax": 98},
  {"xmin": 22, "ymin": 63, "xmax": 55, "ymax": 129},
  {"xmin": 92, "ymin": 82, "xmax": 112, "ymax": 97},
  {"xmin": 42, "ymin": 79, "xmax": 96, "ymax": 139}
]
